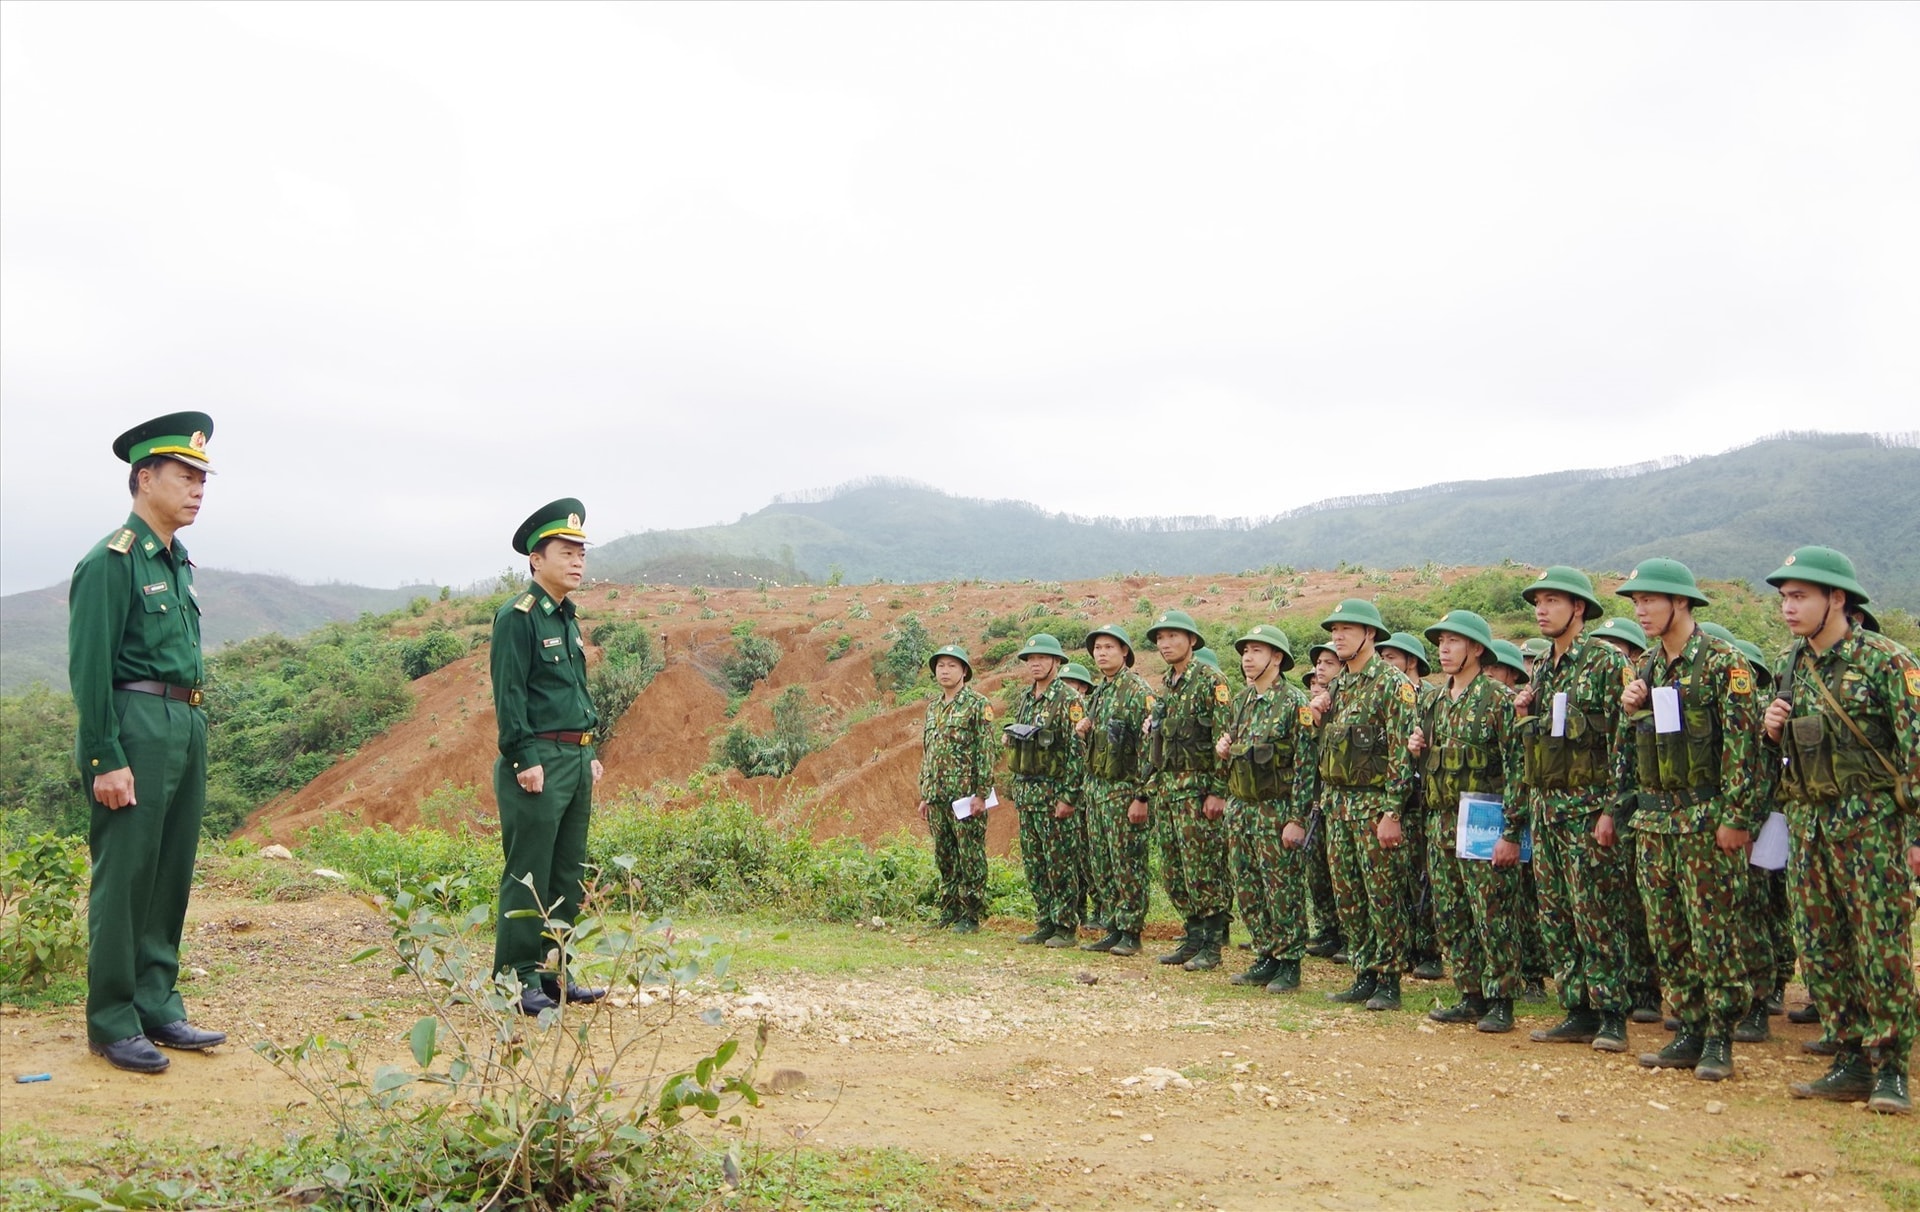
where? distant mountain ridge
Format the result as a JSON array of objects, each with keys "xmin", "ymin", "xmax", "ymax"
[{"xmin": 590, "ymin": 432, "xmax": 1920, "ymax": 606}]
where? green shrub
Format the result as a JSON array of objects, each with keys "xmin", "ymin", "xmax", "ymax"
[
  {"xmin": 399, "ymin": 629, "xmax": 467, "ymax": 679},
  {"xmin": 0, "ymin": 687, "xmax": 84, "ymax": 844},
  {"xmin": 875, "ymin": 613, "xmax": 934, "ymax": 694},
  {"xmin": 720, "ymin": 629, "xmax": 781, "ymax": 695},
  {"xmin": 825, "ymin": 633, "xmax": 853, "ymax": 661},
  {"xmin": 0, "ymin": 834, "xmax": 89, "ymax": 994},
  {"xmin": 714, "ymin": 687, "xmax": 822, "ymax": 779}
]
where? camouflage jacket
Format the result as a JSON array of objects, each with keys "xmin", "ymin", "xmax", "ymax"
[
  {"xmin": 1419, "ymin": 672, "xmax": 1522, "ymax": 818},
  {"xmin": 1222, "ymin": 679, "xmax": 1318, "ymax": 825},
  {"xmin": 1005, "ymin": 678, "xmax": 1085, "ymax": 809},
  {"xmin": 1761, "ymin": 627, "xmax": 1919, "ymax": 838},
  {"xmin": 918, "ymin": 686, "xmax": 995, "ymax": 806},
  {"xmin": 1082, "ymin": 668, "xmax": 1154, "ymax": 802},
  {"xmin": 1316, "ymin": 655, "xmax": 1416, "ymax": 817},
  {"xmin": 1630, "ymin": 628, "xmax": 1760, "ymax": 835},
  {"xmin": 1515, "ymin": 635, "xmax": 1634, "ymax": 828},
  {"xmin": 1146, "ymin": 659, "xmax": 1230, "ymax": 800}
]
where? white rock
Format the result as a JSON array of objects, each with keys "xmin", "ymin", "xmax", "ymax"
[
  {"xmin": 310, "ymin": 868, "xmax": 346, "ymax": 880},
  {"xmin": 259, "ymin": 844, "xmax": 293, "ymax": 860}
]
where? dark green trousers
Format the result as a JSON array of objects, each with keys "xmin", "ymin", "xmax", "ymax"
[
  {"xmin": 86, "ymin": 691, "xmax": 206, "ymax": 1045},
  {"xmin": 492, "ymin": 742, "xmax": 594, "ymax": 988}
]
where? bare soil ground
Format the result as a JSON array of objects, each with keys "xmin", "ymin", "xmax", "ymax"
[{"xmin": 5, "ymin": 875, "xmax": 1913, "ymax": 1210}]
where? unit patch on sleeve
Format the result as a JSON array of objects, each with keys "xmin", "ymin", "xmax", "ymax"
[
  {"xmin": 1298, "ymin": 706, "xmax": 1316, "ymax": 728},
  {"xmin": 1398, "ymin": 682, "xmax": 1417, "ymax": 706},
  {"xmin": 1905, "ymin": 667, "xmax": 1920, "ymax": 699},
  {"xmin": 1728, "ymin": 668, "xmax": 1753, "ymax": 696},
  {"xmin": 1213, "ymin": 683, "xmax": 1230, "ymax": 705}
]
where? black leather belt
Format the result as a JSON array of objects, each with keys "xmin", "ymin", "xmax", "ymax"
[
  {"xmin": 534, "ymin": 730, "xmax": 594, "ymax": 746},
  {"xmin": 116, "ymin": 680, "xmax": 205, "ymax": 706}
]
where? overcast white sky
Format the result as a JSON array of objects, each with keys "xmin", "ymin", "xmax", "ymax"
[{"xmin": 3, "ymin": 1, "xmax": 1916, "ymax": 595}]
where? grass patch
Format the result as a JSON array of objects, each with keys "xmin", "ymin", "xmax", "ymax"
[{"xmin": 1833, "ymin": 1118, "xmax": 1920, "ymax": 1211}]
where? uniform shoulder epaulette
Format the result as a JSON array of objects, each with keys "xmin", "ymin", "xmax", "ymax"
[
  {"xmin": 105, "ymin": 528, "xmax": 136, "ymax": 555},
  {"xmin": 513, "ymin": 593, "xmax": 536, "ymax": 613}
]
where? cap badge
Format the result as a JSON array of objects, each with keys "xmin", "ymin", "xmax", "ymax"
[{"xmin": 189, "ymin": 431, "xmax": 207, "ymax": 451}]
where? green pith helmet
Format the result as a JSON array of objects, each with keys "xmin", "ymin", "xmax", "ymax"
[
  {"xmin": 114, "ymin": 411, "xmax": 216, "ymax": 475},
  {"xmin": 1698, "ymin": 621, "xmax": 1741, "ymax": 646},
  {"xmin": 1730, "ymin": 639, "xmax": 1773, "ymax": 689},
  {"xmin": 1233, "ymin": 624, "xmax": 1296, "ymax": 672},
  {"xmin": 1016, "ymin": 633, "xmax": 1068, "ymax": 662},
  {"xmin": 512, "ymin": 498, "xmax": 589, "ymax": 555},
  {"xmin": 1424, "ymin": 610, "xmax": 1496, "ymax": 657},
  {"xmin": 1194, "ymin": 647, "xmax": 1222, "ymax": 672},
  {"xmin": 1320, "ymin": 598, "xmax": 1389, "ymax": 641},
  {"xmin": 928, "ymin": 644, "xmax": 973, "ymax": 681},
  {"xmin": 1592, "ymin": 616, "xmax": 1649, "ymax": 653},
  {"xmin": 1490, "ymin": 639, "xmax": 1529, "ymax": 682},
  {"xmin": 1521, "ymin": 565, "xmax": 1604, "ymax": 621},
  {"xmin": 1764, "ymin": 545, "xmax": 1869, "ymax": 606},
  {"xmin": 1617, "ymin": 557, "xmax": 1710, "ymax": 606},
  {"xmin": 1378, "ymin": 631, "xmax": 1431, "ymax": 676},
  {"xmin": 1145, "ymin": 609, "xmax": 1205, "ymax": 646},
  {"xmin": 1855, "ymin": 604, "xmax": 1881, "ymax": 634},
  {"xmin": 1059, "ymin": 662, "xmax": 1095, "ymax": 688},
  {"xmin": 1085, "ymin": 624, "xmax": 1137, "ymax": 668}
]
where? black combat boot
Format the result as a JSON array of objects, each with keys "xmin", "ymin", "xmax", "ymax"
[
  {"xmin": 1591, "ymin": 1010, "xmax": 1629, "ymax": 1053},
  {"xmin": 1265, "ymin": 959, "xmax": 1302, "ymax": 993},
  {"xmin": 1639, "ymin": 1026, "xmax": 1706, "ymax": 1069},
  {"xmin": 1521, "ymin": 977, "xmax": 1548, "ymax": 1003},
  {"xmin": 1429, "ymin": 994, "xmax": 1488, "ymax": 1025},
  {"xmin": 1629, "ymin": 985, "xmax": 1664, "ymax": 1024},
  {"xmin": 1043, "ymin": 923, "xmax": 1077, "ymax": 948},
  {"xmin": 1182, "ymin": 915, "xmax": 1224, "ymax": 971},
  {"xmin": 1327, "ymin": 969, "xmax": 1379, "ymax": 1004},
  {"xmin": 1765, "ymin": 988, "xmax": 1785, "ymax": 1016},
  {"xmin": 1304, "ymin": 931, "xmax": 1345, "ymax": 959},
  {"xmin": 1786, "ymin": 1002, "xmax": 1821, "ymax": 1025},
  {"xmin": 1693, "ymin": 1034, "xmax": 1734, "ymax": 1082},
  {"xmin": 1109, "ymin": 930, "xmax": 1142, "ymax": 958},
  {"xmin": 1788, "ymin": 1049, "xmax": 1874, "ymax": 1101},
  {"xmin": 1158, "ymin": 919, "xmax": 1203, "ymax": 965},
  {"xmin": 1410, "ymin": 956, "xmax": 1446, "ymax": 981},
  {"xmin": 1732, "ymin": 998, "xmax": 1772, "ymax": 1043},
  {"xmin": 1530, "ymin": 1007, "xmax": 1602, "ymax": 1044},
  {"xmin": 1364, "ymin": 971, "xmax": 1402, "ymax": 1012},
  {"xmin": 1476, "ymin": 998, "xmax": 1515, "ymax": 1034},
  {"xmin": 1231, "ymin": 953, "xmax": 1281, "ymax": 986},
  {"xmin": 1868, "ymin": 1060, "xmax": 1912, "ymax": 1115},
  {"xmin": 1081, "ymin": 928, "xmax": 1125, "ymax": 953},
  {"xmin": 1801, "ymin": 1033, "xmax": 1840, "ymax": 1056},
  {"xmin": 1019, "ymin": 922, "xmax": 1055, "ymax": 945}
]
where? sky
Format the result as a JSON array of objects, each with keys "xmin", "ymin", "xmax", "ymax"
[{"xmin": 3, "ymin": 2, "xmax": 1916, "ymax": 595}]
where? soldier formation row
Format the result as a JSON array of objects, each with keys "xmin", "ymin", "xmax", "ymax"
[{"xmin": 915, "ymin": 551, "xmax": 1919, "ymax": 1114}]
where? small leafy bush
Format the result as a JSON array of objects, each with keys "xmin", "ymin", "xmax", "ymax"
[{"xmin": 0, "ymin": 833, "xmax": 89, "ymax": 993}]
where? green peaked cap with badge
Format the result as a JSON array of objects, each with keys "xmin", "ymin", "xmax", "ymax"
[
  {"xmin": 928, "ymin": 644, "xmax": 974, "ymax": 681},
  {"xmin": 1085, "ymin": 624, "xmax": 1136, "ymax": 667},
  {"xmin": 113, "ymin": 411, "xmax": 215, "ymax": 474},
  {"xmin": 1016, "ymin": 633, "xmax": 1068, "ymax": 662},
  {"xmin": 1193, "ymin": 647, "xmax": 1222, "ymax": 672},
  {"xmin": 1059, "ymin": 662, "xmax": 1095, "ymax": 687},
  {"xmin": 1489, "ymin": 639, "xmax": 1529, "ymax": 682},
  {"xmin": 512, "ymin": 498, "xmax": 589, "ymax": 555},
  {"xmin": 1319, "ymin": 598, "xmax": 1389, "ymax": 641},
  {"xmin": 1424, "ymin": 609, "xmax": 1496, "ymax": 655},
  {"xmin": 1592, "ymin": 616, "xmax": 1649, "ymax": 653},
  {"xmin": 1764, "ymin": 545, "xmax": 1869, "ymax": 605},
  {"xmin": 1521, "ymin": 565, "xmax": 1603, "ymax": 620},
  {"xmin": 1617, "ymin": 557, "xmax": 1709, "ymax": 606},
  {"xmin": 1144, "ymin": 609, "xmax": 1205, "ymax": 645},
  {"xmin": 1378, "ymin": 631, "xmax": 1431, "ymax": 675},
  {"xmin": 1232, "ymin": 624, "xmax": 1296, "ymax": 671}
]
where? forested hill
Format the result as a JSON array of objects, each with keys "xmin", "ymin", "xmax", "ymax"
[{"xmin": 591, "ymin": 433, "xmax": 1920, "ymax": 607}]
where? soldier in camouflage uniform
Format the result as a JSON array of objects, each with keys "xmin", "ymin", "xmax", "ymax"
[
  {"xmin": 1217, "ymin": 625, "xmax": 1319, "ymax": 993},
  {"xmin": 1485, "ymin": 638, "xmax": 1551, "ymax": 1002},
  {"xmin": 1765, "ymin": 547, "xmax": 1919, "ymax": 1114},
  {"xmin": 917, "ymin": 645, "xmax": 996, "ymax": 934},
  {"xmin": 1006, "ymin": 634, "xmax": 1087, "ymax": 947},
  {"xmin": 1590, "ymin": 616, "xmax": 1664, "ymax": 1023},
  {"xmin": 1619, "ymin": 559, "xmax": 1760, "ymax": 1082},
  {"xmin": 1142, "ymin": 610, "xmax": 1233, "ymax": 971},
  {"xmin": 1311, "ymin": 599, "xmax": 1419, "ymax": 1012},
  {"xmin": 1514, "ymin": 567, "xmax": 1639, "ymax": 1053},
  {"xmin": 1075, "ymin": 625, "xmax": 1155, "ymax": 957},
  {"xmin": 1302, "ymin": 642, "xmax": 1346, "ymax": 960},
  {"xmin": 1380, "ymin": 631, "xmax": 1444, "ymax": 982},
  {"xmin": 1411, "ymin": 611, "xmax": 1527, "ymax": 1033},
  {"xmin": 1057, "ymin": 662, "xmax": 1096, "ymax": 931}
]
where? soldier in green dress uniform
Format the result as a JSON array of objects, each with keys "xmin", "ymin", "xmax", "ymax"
[
  {"xmin": 491, "ymin": 499, "xmax": 607, "ymax": 1016},
  {"xmin": 69, "ymin": 413, "xmax": 226, "ymax": 1073},
  {"xmin": 917, "ymin": 645, "xmax": 995, "ymax": 933}
]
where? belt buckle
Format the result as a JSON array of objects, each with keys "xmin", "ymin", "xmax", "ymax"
[
  {"xmin": 579, "ymin": 732, "xmax": 593, "ymax": 746},
  {"xmin": 188, "ymin": 688, "xmax": 205, "ymax": 707}
]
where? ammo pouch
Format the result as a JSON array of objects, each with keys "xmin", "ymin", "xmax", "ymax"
[
  {"xmin": 1318, "ymin": 722, "xmax": 1388, "ymax": 789},
  {"xmin": 1423, "ymin": 739, "xmax": 1499, "ymax": 808},
  {"xmin": 1519, "ymin": 710, "xmax": 1608, "ymax": 792},
  {"xmin": 1226, "ymin": 740, "xmax": 1293, "ymax": 801},
  {"xmin": 1152, "ymin": 719, "xmax": 1214, "ymax": 775},
  {"xmin": 1004, "ymin": 722, "xmax": 1066, "ymax": 779},
  {"xmin": 1629, "ymin": 703, "xmax": 1720, "ymax": 801},
  {"xmin": 1779, "ymin": 712, "xmax": 1898, "ymax": 803},
  {"xmin": 1090, "ymin": 719, "xmax": 1139, "ymax": 781}
]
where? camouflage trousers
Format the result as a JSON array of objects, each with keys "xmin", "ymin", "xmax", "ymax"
[
  {"xmin": 1425, "ymin": 807, "xmax": 1524, "ymax": 999},
  {"xmin": 1403, "ymin": 792, "xmax": 1438, "ymax": 962},
  {"xmin": 1226, "ymin": 797, "xmax": 1308, "ymax": 960},
  {"xmin": 1304, "ymin": 811, "xmax": 1340, "ymax": 941},
  {"xmin": 929, "ymin": 806, "xmax": 988, "ymax": 924},
  {"xmin": 1016, "ymin": 806, "xmax": 1082, "ymax": 930},
  {"xmin": 1154, "ymin": 792, "xmax": 1231, "ymax": 921},
  {"xmin": 1533, "ymin": 811, "xmax": 1634, "ymax": 1014},
  {"xmin": 1073, "ymin": 805, "xmax": 1095, "ymax": 923},
  {"xmin": 1517, "ymin": 858, "xmax": 1549, "ymax": 981},
  {"xmin": 1617, "ymin": 826, "xmax": 1659, "ymax": 994},
  {"xmin": 1324, "ymin": 792, "xmax": 1410, "ymax": 975},
  {"xmin": 1637, "ymin": 830, "xmax": 1750, "ymax": 1035},
  {"xmin": 1736, "ymin": 860, "xmax": 1794, "ymax": 1002},
  {"xmin": 1789, "ymin": 808, "xmax": 1918, "ymax": 1057},
  {"xmin": 1084, "ymin": 777, "xmax": 1151, "ymax": 934}
]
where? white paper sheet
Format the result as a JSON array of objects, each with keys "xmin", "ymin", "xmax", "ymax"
[
  {"xmin": 1749, "ymin": 812, "xmax": 1789, "ymax": 870},
  {"xmin": 953, "ymin": 789, "xmax": 999, "ymax": 820},
  {"xmin": 1651, "ymin": 685, "xmax": 1682, "ymax": 734},
  {"xmin": 1550, "ymin": 692, "xmax": 1568, "ymax": 738}
]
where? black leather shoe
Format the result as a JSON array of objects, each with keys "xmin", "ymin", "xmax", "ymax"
[
  {"xmin": 541, "ymin": 978, "xmax": 606, "ymax": 1005},
  {"xmin": 148, "ymin": 1020, "xmax": 226, "ymax": 1050},
  {"xmin": 518, "ymin": 988, "xmax": 560, "ymax": 1016},
  {"xmin": 90, "ymin": 1035, "xmax": 169, "ymax": 1073}
]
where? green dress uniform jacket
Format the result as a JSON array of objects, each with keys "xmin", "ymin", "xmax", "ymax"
[{"xmin": 69, "ymin": 514, "xmax": 208, "ymax": 1045}]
